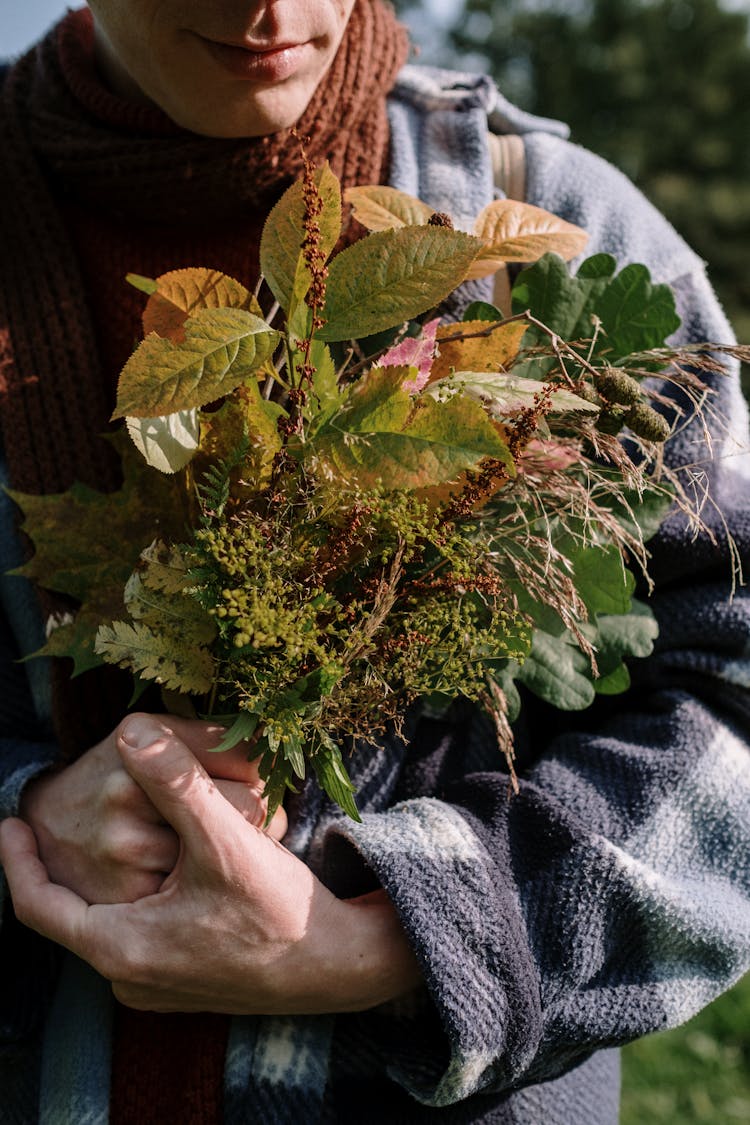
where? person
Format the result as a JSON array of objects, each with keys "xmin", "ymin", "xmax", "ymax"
[{"xmin": 0, "ymin": 2, "xmax": 749, "ymax": 1122}]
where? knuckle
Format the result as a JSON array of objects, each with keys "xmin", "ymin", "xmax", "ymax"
[{"xmin": 100, "ymin": 768, "xmax": 143, "ymax": 811}]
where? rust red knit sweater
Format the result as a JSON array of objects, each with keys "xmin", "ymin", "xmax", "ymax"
[{"xmin": 0, "ymin": 5, "xmax": 409, "ymax": 1122}]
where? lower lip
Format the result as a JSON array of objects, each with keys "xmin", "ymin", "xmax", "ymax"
[{"xmin": 201, "ymin": 38, "xmax": 310, "ymax": 83}]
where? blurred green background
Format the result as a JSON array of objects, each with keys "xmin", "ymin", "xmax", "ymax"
[
  {"xmin": 401, "ymin": 0, "xmax": 750, "ymax": 393},
  {"xmin": 397, "ymin": 1, "xmax": 750, "ymax": 1118}
]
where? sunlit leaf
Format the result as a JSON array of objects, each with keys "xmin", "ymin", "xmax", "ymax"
[
  {"xmin": 126, "ymin": 409, "xmax": 200, "ymax": 473},
  {"xmin": 431, "ymin": 320, "xmax": 529, "ymax": 383},
  {"xmin": 344, "ymin": 185, "xmax": 434, "ymax": 231},
  {"xmin": 260, "ymin": 162, "xmax": 341, "ymax": 315},
  {"xmin": 124, "ymin": 571, "xmax": 217, "ymax": 646},
  {"xmin": 378, "ymin": 317, "xmax": 440, "ymax": 393},
  {"xmin": 113, "ymin": 307, "xmax": 280, "ymax": 419},
  {"xmin": 313, "ymin": 365, "xmax": 513, "ymax": 488},
  {"xmin": 95, "ymin": 620, "xmax": 215, "ymax": 694},
  {"xmin": 141, "ymin": 268, "xmax": 262, "ymax": 342},
  {"xmin": 319, "ymin": 227, "xmax": 482, "ymax": 342},
  {"xmin": 426, "ymin": 371, "xmax": 599, "ymax": 417},
  {"xmin": 467, "ymin": 200, "xmax": 589, "ymax": 279}
]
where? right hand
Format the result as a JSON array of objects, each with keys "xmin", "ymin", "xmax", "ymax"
[{"xmin": 18, "ymin": 715, "xmax": 288, "ymax": 905}]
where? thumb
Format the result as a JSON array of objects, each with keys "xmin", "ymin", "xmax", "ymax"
[{"xmin": 117, "ymin": 714, "xmax": 248, "ymax": 860}]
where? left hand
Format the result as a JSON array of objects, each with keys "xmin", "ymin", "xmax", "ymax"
[{"xmin": 0, "ymin": 714, "xmax": 422, "ymax": 1014}]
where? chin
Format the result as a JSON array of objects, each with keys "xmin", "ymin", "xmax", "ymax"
[{"xmin": 158, "ymin": 78, "xmax": 318, "ymax": 139}]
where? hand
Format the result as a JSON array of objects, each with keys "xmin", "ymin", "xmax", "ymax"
[
  {"xmin": 19, "ymin": 715, "xmax": 287, "ymax": 904},
  {"xmin": 1, "ymin": 715, "xmax": 422, "ymax": 1014}
]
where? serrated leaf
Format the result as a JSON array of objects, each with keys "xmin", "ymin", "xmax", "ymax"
[
  {"xmin": 314, "ymin": 365, "xmax": 512, "ymax": 488},
  {"xmin": 303, "ymin": 339, "xmax": 343, "ymax": 432},
  {"xmin": 431, "ymin": 320, "xmax": 529, "ymax": 383},
  {"xmin": 113, "ymin": 307, "xmax": 280, "ymax": 420},
  {"xmin": 344, "ymin": 185, "xmax": 434, "ymax": 231},
  {"xmin": 135, "ymin": 540, "xmax": 191, "ymax": 595},
  {"xmin": 260, "ymin": 163, "xmax": 341, "ymax": 315},
  {"xmin": 95, "ymin": 620, "xmax": 215, "ymax": 694},
  {"xmin": 126, "ymin": 409, "xmax": 200, "ymax": 473},
  {"xmin": 283, "ymin": 733, "xmax": 306, "ymax": 780},
  {"xmin": 468, "ymin": 200, "xmax": 588, "ymax": 279},
  {"xmin": 426, "ymin": 371, "xmax": 598, "ymax": 417},
  {"xmin": 318, "ymin": 227, "xmax": 483, "ymax": 342},
  {"xmin": 379, "ymin": 317, "xmax": 440, "ymax": 393},
  {"xmin": 142, "ymin": 268, "xmax": 262, "ymax": 343},
  {"xmin": 311, "ymin": 735, "xmax": 361, "ymax": 821},
  {"xmin": 196, "ymin": 389, "xmax": 283, "ymax": 494},
  {"xmin": 8, "ymin": 436, "xmax": 189, "ymax": 672},
  {"xmin": 124, "ymin": 571, "xmax": 217, "ymax": 646}
]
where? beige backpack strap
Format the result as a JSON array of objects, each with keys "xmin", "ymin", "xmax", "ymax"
[{"xmin": 487, "ymin": 132, "xmax": 527, "ymax": 314}]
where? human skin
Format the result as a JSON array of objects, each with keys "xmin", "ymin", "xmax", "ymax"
[
  {"xmin": 4, "ymin": 0, "xmax": 423, "ymax": 1014},
  {"xmin": 87, "ymin": 0, "xmax": 358, "ymax": 136},
  {"xmin": 19, "ymin": 717, "xmax": 290, "ymax": 905},
  {"xmin": 2, "ymin": 715, "xmax": 422, "ymax": 1014}
]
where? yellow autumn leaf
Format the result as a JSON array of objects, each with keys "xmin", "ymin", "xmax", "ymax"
[
  {"xmin": 344, "ymin": 185, "xmax": 434, "ymax": 231},
  {"xmin": 466, "ymin": 200, "xmax": 589, "ymax": 279},
  {"xmin": 430, "ymin": 320, "xmax": 529, "ymax": 383},
  {"xmin": 138, "ymin": 268, "xmax": 262, "ymax": 342}
]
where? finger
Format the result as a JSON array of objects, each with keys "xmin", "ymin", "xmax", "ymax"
[
  {"xmin": 117, "ymin": 715, "xmax": 249, "ymax": 860},
  {"xmin": 213, "ymin": 780, "xmax": 288, "ymax": 840},
  {"xmin": 159, "ymin": 716, "xmax": 263, "ymax": 784},
  {"xmin": 0, "ymin": 818, "xmax": 92, "ymax": 953}
]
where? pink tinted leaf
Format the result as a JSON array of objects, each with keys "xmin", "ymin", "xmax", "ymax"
[{"xmin": 379, "ymin": 318, "xmax": 440, "ymax": 394}]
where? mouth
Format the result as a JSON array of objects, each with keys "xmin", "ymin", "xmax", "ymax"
[{"xmin": 197, "ymin": 34, "xmax": 312, "ymax": 83}]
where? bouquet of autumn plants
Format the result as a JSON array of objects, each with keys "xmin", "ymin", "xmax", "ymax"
[{"xmin": 11, "ymin": 154, "xmax": 743, "ymax": 821}]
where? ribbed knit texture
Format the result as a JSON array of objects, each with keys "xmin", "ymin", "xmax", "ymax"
[{"xmin": 0, "ymin": 5, "xmax": 408, "ymax": 1122}]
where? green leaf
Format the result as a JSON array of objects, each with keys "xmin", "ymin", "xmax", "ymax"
[
  {"xmin": 7, "ymin": 436, "xmax": 189, "ymax": 670},
  {"xmin": 463, "ymin": 300, "xmax": 504, "ymax": 323},
  {"xmin": 426, "ymin": 371, "xmax": 599, "ymax": 417},
  {"xmin": 113, "ymin": 307, "xmax": 280, "ymax": 419},
  {"xmin": 260, "ymin": 163, "xmax": 342, "ymax": 316},
  {"xmin": 318, "ymin": 227, "xmax": 482, "ymax": 342},
  {"xmin": 592, "ymin": 599, "xmax": 659, "ymax": 680},
  {"xmin": 124, "ymin": 571, "xmax": 217, "ymax": 646},
  {"xmin": 512, "ymin": 253, "xmax": 681, "ymax": 364},
  {"xmin": 94, "ymin": 620, "xmax": 215, "ymax": 694},
  {"xmin": 126, "ymin": 409, "xmax": 200, "ymax": 473},
  {"xmin": 516, "ymin": 629, "xmax": 596, "ymax": 710},
  {"xmin": 283, "ymin": 733, "xmax": 306, "ymax": 780},
  {"xmin": 311, "ymin": 735, "xmax": 361, "ymax": 821},
  {"xmin": 127, "ymin": 273, "xmax": 158, "ymax": 295},
  {"xmin": 208, "ymin": 711, "xmax": 260, "ymax": 753},
  {"xmin": 313, "ymin": 366, "xmax": 513, "ymax": 488},
  {"xmin": 569, "ymin": 544, "xmax": 635, "ymax": 616}
]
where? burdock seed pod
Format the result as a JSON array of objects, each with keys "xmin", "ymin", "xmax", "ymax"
[
  {"xmin": 595, "ymin": 370, "xmax": 642, "ymax": 406},
  {"xmin": 624, "ymin": 403, "xmax": 671, "ymax": 442},
  {"xmin": 428, "ymin": 211, "xmax": 454, "ymax": 229}
]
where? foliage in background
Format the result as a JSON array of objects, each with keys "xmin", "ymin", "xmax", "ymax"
[
  {"xmin": 621, "ymin": 971, "xmax": 750, "ymax": 1123},
  {"xmin": 398, "ymin": 0, "xmax": 750, "ymax": 388}
]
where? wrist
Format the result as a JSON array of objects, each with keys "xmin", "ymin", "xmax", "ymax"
[{"xmin": 306, "ymin": 892, "xmax": 423, "ymax": 1013}]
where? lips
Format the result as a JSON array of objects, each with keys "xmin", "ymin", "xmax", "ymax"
[{"xmin": 199, "ymin": 35, "xmax": 311, "ymax": 83}]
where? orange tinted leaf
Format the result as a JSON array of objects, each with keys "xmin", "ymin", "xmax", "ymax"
[
  {"xmin": 467, "ymin": 201, "xmax": 589, "ymax": 278},
  {"xmin": 142, "ymin": 268, "xmax": 261, "ymax": 342},
  {"xmin": 431, "ymin": 320, "xmax": 528, "ymax": 383},
  {"xmin": 344, "ymin": 185, "xmax": 434, "ymax": 231}
]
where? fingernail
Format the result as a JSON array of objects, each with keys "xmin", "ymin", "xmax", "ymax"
[{"xmin": 119, "ymin": 714, "xmax": 167, "ymax": 750}]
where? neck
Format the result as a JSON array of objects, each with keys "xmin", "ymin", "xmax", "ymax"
[{"xmin": 91, "ymin": 18, "xmax": 152, "ymax": 107}]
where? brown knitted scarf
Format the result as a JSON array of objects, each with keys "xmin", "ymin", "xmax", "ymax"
[
  {"xmin": 0, "ymin": 1, "xmax": 409, "ymax": 757},
  {"xmin": 0, "ymin": 6, "xmax": 409, "ymax": 1123}
]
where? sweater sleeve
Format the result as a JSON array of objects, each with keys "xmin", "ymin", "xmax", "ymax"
[
  {"xmin": 322, "ymin": 261, "xmax": 750, "ymax": 1106},
  {"xmin": 0, "ymin": 457, "xmax": 60, "ymax": 899}
]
